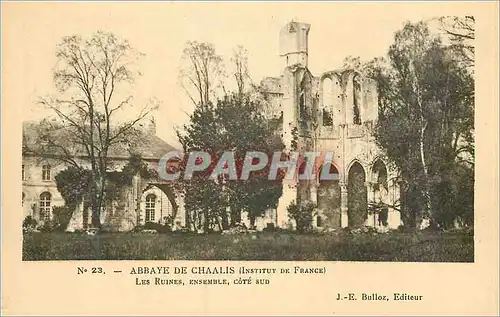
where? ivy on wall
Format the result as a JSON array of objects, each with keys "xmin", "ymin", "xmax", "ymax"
[
  {"xmin": 55, "ymin": 154, "xmax": 159, "ymax": 212},
  {"xmin": 55, "ymin": 167, "xmax": 92, "ymax": 211}
]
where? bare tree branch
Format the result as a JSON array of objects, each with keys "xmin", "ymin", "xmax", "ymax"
[
  {"xmin": 31, "ymin": 31, "xmax": 152, "ymax": 228},
  {"xmin": 179, "ymin": 41, "xmax": 225, "ymax": 107}
]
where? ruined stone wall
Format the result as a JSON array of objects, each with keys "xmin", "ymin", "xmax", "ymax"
[{"xmin": 258, "ymin": 21, "xmax": 402, "ymax": 230}]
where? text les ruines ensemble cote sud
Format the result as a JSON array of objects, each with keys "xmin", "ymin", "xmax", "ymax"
[{"xmin": 128, "ymin": 265, "xmax": 326, "ymax": 286}]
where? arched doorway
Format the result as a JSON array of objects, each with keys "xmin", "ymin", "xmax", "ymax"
[
  {"xmin": 317, "ymin": 163, "xmax": 341, "ymax": 228},
  {"xmin": 347, "ymin": 161, "xmax": 367, "ymax": 227},
  {"xmin": 372, "ymin": 159, "xmax": 389, "ymax": 226}
]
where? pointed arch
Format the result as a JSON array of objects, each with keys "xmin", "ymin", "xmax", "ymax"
[
  {"xmin": 371, "ymin": 158, "xmax": 389, "ymax": 226},
  {"xmin": 319, "ymin": 72, "xmax": 343, "ymax": 126},
  {"xmin": 297, "ymin": 69, "xmax": 314, "ymax": 123},
  {"xmin": 346, "ymin": 159, "xmax": 367, "ymax": 180},
  {"xmin": 318, "ymin": 161, "xmax": 341, "ymax": 183},
  {"xmin": 371, "ymin": 159, "xmax": 388, "ymax": 189},
  {"xmin": 343, "ymin": 70, "xmax": 362, "ymax": 126},
  {"xmin": 322, "ymin": 77, "xmax": 334, "ymax": 107},
  {"xmin": 347, "ymin": 161, "xmax": 367, "ymax": 227},
  {"xmin": 317, "ymin": 162, "xmax": 341, "ymax": 228},
  {"xmin": 321, "ymin": 77, "xmax": 334, "ymax": 126}
]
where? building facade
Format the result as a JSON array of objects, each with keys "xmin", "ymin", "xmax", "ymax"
[
  {"xmin": 22, "ymin": 120, "xmax": 186, "ymax": 231},
  {"xmin": 260, "ymin": 21, "xmax": 401, "ymax": 230}
]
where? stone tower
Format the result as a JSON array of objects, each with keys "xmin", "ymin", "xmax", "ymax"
[
  {"xmin": 279, "ymin": 21, "xmax": 311, "ymax": 69},
  {"xmin": 273, "ymin": 21, "xmax": 316, "ymax": 228}
]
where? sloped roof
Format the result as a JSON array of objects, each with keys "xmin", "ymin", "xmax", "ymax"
[
  {"xmin": 109, "ymin": 133, "xmax": 178, "ymax": 159},
  {"xmin": 22, "ymin": 121, "xmax": 178, "ymax": 160}
]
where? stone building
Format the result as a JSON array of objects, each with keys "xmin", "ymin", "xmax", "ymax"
[
  {"xmin": 259, "ymin": 21, "xmax": 401, "ymax": 230},
  {"xmin": 21, "ymin": 21, "xmax": 401, "ymax": 233},
  {"xmin": 22, "ymin": 120, "xmax": 186, "ymax": 231}
]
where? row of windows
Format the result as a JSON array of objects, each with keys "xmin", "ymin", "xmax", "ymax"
[
  {"xmin": 23, "ymin": 192, "xmax": 164, "ymax": 223},
  {"xmin": 299, "ymin": 74, "xmax": 361, "ymax": 126},
  {"xmin": 22, "ymin": 164, "xmax": 51, "ymax": 181},
  {"xmin": 321, "ymin": 74, "xmax": 363, "ymax": 126}
]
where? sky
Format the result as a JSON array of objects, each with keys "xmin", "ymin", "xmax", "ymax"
[{"xmin": 5, "ymin": 2, "xmax": 448, "ymax": 148}]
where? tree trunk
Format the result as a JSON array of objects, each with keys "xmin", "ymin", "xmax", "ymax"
[
  {"xmin": 216, "ymin": 215, "xmax": 223, "ymax": 232},
  {"xmin": 230, "ymin": 206, "xmax": 241, "ymax": 227},
  {"xmin": 419, "ymin": 113, "xmax": 434, "ymax": 227},
  {"xmin": 90, "ymin": 176, "xmax": 99, "ymax": 228},
  {"xmin": 203, "ymin": 208, "xmax": 209, "ymax": 233},
  {"xmin": 185, "ymin": 209, "xmax": 193, "ymax": 231},
  {"xmin": 91, "ymin": 173, "xmax": 106, "ymax": 228},
  {"xmin": 197, "ymin": 211, "xmax": 202, "ymax": 230},
  {"xmin": 91, "ymin": 201, "xmax": 102, "ymax": 228},
  {"xmin": 221, "ymin": 211, "xmax": 229, "ymax": 230},
  {"xmin": 249, "ymin": 215, "xmax": 256, "ymax": 229},
  {"xmin": 413, "ymin": 60, "xmax": 434, "ymax": 228}
]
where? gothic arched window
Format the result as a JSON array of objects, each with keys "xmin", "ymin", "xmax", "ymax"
[
  {"xmin": 322, "ymin": 77, "xmax": 334, "ymax": 126},
  {"xmin": 353, "ymin": 74, "xmax": 362, "ymax": 125},
  {"xmin": 299, "ymin": 76, "xmax": 308, "ymax": 121},
  {"xmin": 299, "ymin": 92, "xmax": 306, "ymax": 120}
]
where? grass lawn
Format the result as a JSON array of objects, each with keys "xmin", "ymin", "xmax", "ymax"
[{"xmin": 23, "ymin": 229, "xmax": 474, "ymax": 262}]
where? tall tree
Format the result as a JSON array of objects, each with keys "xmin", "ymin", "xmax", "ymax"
[
  {"xmin": 231, "ymin": 45, "xmax": 252, "ymax": 95},
  {"xmin": 179, "ymin": 41, "xmax": 225, "ymax": 106},
  {"xmin": 175, "ymin": 101, "xmax": 225, "ymax": 232},
  {"xmin": 215, "ymin": 93, "xmax": 284, "ymax": 227},
  {"xmin": 33, "ymin": 31, "xmax": 157, "ymax": 228},
  {"xmin": 371, "ymin": 21, "xmax": 474, "ymax": 228},
  {"xmin": 176, "ymin": 93, "xmax": 284, "ymax": 231},
  {"xmin": 438, "ymin": 16, "xmax": 475, "ymax": 70}
]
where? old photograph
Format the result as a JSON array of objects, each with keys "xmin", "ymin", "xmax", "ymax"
[{"xmin": 18, "ymin": 5, "xmax": 475, "ymax": 262}]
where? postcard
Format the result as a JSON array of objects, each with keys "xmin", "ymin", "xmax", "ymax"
[{"xmin": 2, "ymin": 1, "xmax": 498, "ymax": 315}]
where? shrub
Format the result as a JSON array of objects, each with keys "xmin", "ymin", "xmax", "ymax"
[
  {"xmin": 22, "ymin": 216, "xmax": 38, "ymax": 232},
  {"xmin": 393, "ymin": 225, "xmax": 418, "ymax": 234},
  {"xmin": 132, "ymin": 225, "xmax": 145, "ymax": 233},
  {"xmin": 262, "ymin": 223, "xmax": 276, "ymax": 233},
  {"xmin": 163, "ymin": 215, "xmax": 176, "ymax": 227},
  {"xmin": 287, "ymin": 201, "xmax": 316, "ymax": 233},
  {"xmin": 38, "ymin": 220, "xmax": 58, "ymax": 232},
  {"xmin": 52, "ymin": 206, "xmax": 73, "ymax": 231},
  {"xmin": 143, "ymin": 221, "xmax": 172, "ymax": 233},
  {"xmin": 342, "ymin": 226, "xmax": 379, "ymax": 235}
]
